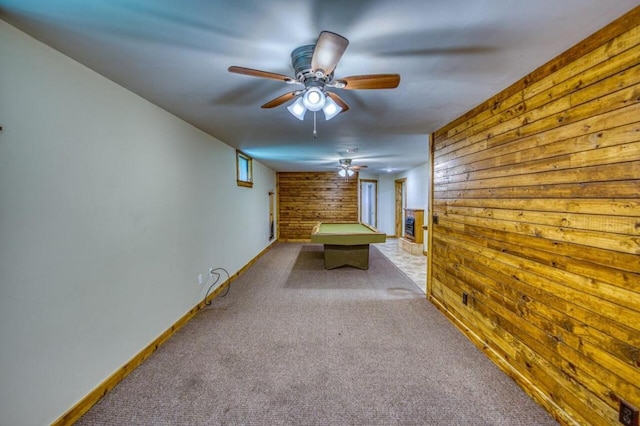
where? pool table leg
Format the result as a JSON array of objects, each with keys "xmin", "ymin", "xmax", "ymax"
[{"xmin": 323, "ymin": 244, "xmax": 370, "ymax": 270}]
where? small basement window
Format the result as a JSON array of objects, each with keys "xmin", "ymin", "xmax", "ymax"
[{"xmin": 236, "ymin": 150, "xmax": 253, "ymax": 188}]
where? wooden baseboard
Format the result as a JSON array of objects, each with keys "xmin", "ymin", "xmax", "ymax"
[
  {"xmin": 52, "ymin": 243, "xmax": 276, "ymax": 426},
  {"xmin": 428, "ymin": 295, "xmax": 574, "ymax": 426}
]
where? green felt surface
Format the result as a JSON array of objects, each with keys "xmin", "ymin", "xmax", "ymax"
[
  {"xmin": 318, "ymin": 223, "xmax": 373, "ymax": 234},
  {"xmin": 310, "ymin": 222, "xmax": 386, "ymax": 245}
]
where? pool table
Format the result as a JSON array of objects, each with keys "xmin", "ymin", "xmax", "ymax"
[{"xmin": 310, "ymin": 222, "xmax": 386, "ymax": 270}]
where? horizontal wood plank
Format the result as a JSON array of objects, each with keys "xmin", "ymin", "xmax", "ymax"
[
  {"xmin": 430, "ymin": 8, "xmax": 640, "ymax": 425},
  {"xmin": 277, "ymin": 172, "xmax": 358, "ymax": 240}
]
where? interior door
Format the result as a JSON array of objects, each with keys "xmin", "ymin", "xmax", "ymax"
[{"xmin": 360, "ymin": 180, "xmax": 377, "ymax": 227}]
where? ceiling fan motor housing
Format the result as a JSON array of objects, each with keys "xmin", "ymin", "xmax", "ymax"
[{"xmin": 291, "ymin": 45, "xmax": 332, "ymax": 86}]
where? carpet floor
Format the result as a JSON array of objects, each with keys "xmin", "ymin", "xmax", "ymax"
[{"xmin": 77, "ymin": 243, "xmax": 557, "ymax": 425}]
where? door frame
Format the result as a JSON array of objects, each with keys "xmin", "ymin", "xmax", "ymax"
[
  {"xmin": 426, "ymin": 133, "xmax": 434, "ymax": 299},
  {"xmin": 394, "ymin": 178, "xmax": 406, "ymax": 238},
  {"xmin": 359, "ymin": 179, "xmax": 378, "ymax": 227}
]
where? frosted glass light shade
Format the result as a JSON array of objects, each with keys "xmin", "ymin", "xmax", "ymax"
[
  {"xmin": 303, "ymin": 87, "xmax": 326, "ymax": 111},
  {"xmin": 322, "ymin": 96, "xmax": 342, "ymax": 121},
  {"xmin": 287, "ymin": 97, "xmax": 306, "ymax": 120}
]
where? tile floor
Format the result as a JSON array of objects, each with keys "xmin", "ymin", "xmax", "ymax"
[{"xmin": 374, "ymin": 238, "xmax": 427, "ymax": 293}]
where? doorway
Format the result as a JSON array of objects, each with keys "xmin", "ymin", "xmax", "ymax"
[
  {"xmin": 360, "ymin": 180, "xmax": 378, "ymax": 227},
  {"xmin": 269, "ymin": 190, "xmax": 275, "ymax": 240},
  {"xmin": 395, "ymin": 178, "xmax": 406, "ymax": 238}
]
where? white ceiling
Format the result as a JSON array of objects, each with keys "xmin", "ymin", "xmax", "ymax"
[{"xmin": 1, "ymin": 0, "xmax": 638, "ymax": 174}]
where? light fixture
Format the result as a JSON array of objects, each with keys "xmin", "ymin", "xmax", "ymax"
[
  {"xmin": 287, "ymin": 88, "xmax": 344, "ymax": 137},
  {"xmin": 287, "ymin": 88, "xmax": 343, "ymax": 122},
  {"xmin": 338, "ymin": 167, "xmax": 354, "ymax": 178},
  {"xmin": 322, "ymin": 96, "xmax": 342, "ymax": 121},
  {"xmin": 302, "ymin": 87, "xmax": 326, "ymax": 111},
  {"xmin": 286, "ymin": 97, "xmax": 306, "ymax": 121}
]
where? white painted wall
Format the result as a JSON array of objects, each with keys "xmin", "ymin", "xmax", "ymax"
[
  {"xmin": 0, "ymin": 20, "xmax": 276, "ymax": 425},
  {"xmin": 371, "ymin": 162, "xmax": 429, "ymax": 237},
  {"xmin": 399, "ymin": 162, "xmax": 429, "ymax": 211}
]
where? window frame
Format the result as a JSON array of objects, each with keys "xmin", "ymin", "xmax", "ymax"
[{"xmin": 236, "ymin": 150, "xmax": 253, "ymax": 188}]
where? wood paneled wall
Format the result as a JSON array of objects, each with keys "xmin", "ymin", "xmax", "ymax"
[
  {"xmin": 277, "ymin": 172, "xmax": 358, "ymax": 241},
  {"xmin": 430, "ymin": 7, "xmax": 640, "ymax": 426}
]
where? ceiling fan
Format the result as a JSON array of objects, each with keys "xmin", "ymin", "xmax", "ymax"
[
  {"xmin": 228, "ymin": 31, "xmax": 400, "ymax": 136},
  {"xmin": 338, "ymin": 158, "xmax": 367, "ymax": 178}
]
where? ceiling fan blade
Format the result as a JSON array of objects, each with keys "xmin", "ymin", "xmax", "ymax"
[
  {"xmin": 261, "ymin": 91, "xmax": 298, "ymax": 108},
  {"xmin": 326, "ymin": 92, "xmax": 350, "ymax": 113},
  {"xmin": 352, "ymin": 165, "xmax": 368, "ymax": 170},
  {"xmin": 228, "ymin": 66, "xmax": 294, "ymax": 83},
  {"xmin": 311, "ymin": 31, "xmax": 349, "ymax": 76},
  {"xmin": 337, "ymin": 74, "xmax": 401, "ymax": 90}
]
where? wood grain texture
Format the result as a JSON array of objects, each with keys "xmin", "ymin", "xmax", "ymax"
[
  {"xmin": 431, "ymin": 6, "xmax": 640, "ymax": 426},
  {"xmin": 277, "ymin": 172, "xmax": 358, "ymax": 241}
]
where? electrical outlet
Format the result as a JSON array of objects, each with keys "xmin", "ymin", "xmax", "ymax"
[
  {"xmin": 620, "ymin": 399, "xmax": 639, "ymax": 426},
  {"xmin": 198, "ymin": 274, "xmax": 203, "ymax": 285},
  {"xmin": 462, "ymin": 292, "xmax": 468, "ymax": 305}
]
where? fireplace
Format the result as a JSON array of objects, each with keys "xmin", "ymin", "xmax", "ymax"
[
  {"xmin": 403, "ymin": 208, "xmax": 424, "ymax": 244},
  {"xmin": 405, "ymin": 217, "xmax": 415, "ymax": 239}
]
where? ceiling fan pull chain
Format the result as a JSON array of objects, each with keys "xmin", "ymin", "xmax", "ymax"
[{"xmin": 313, "ymin": 111, "xmax": 318, "ymax": 138}]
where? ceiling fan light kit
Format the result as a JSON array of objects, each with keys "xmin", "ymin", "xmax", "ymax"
[
  {"xmin": 338, "ymin": 158, "xmax": 367, "ymax": 179},
  {"xmin": 229, "ymin": 31, "xmax": 400, "ymax": 137},
  {"xmin": 338, "ymin": 168, "xmax": 354, "ymax": 178}
]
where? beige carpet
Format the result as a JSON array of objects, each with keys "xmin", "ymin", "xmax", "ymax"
[{"xmin": 77, "ymin": 243, "xmax": 557, "ymax": 425}]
